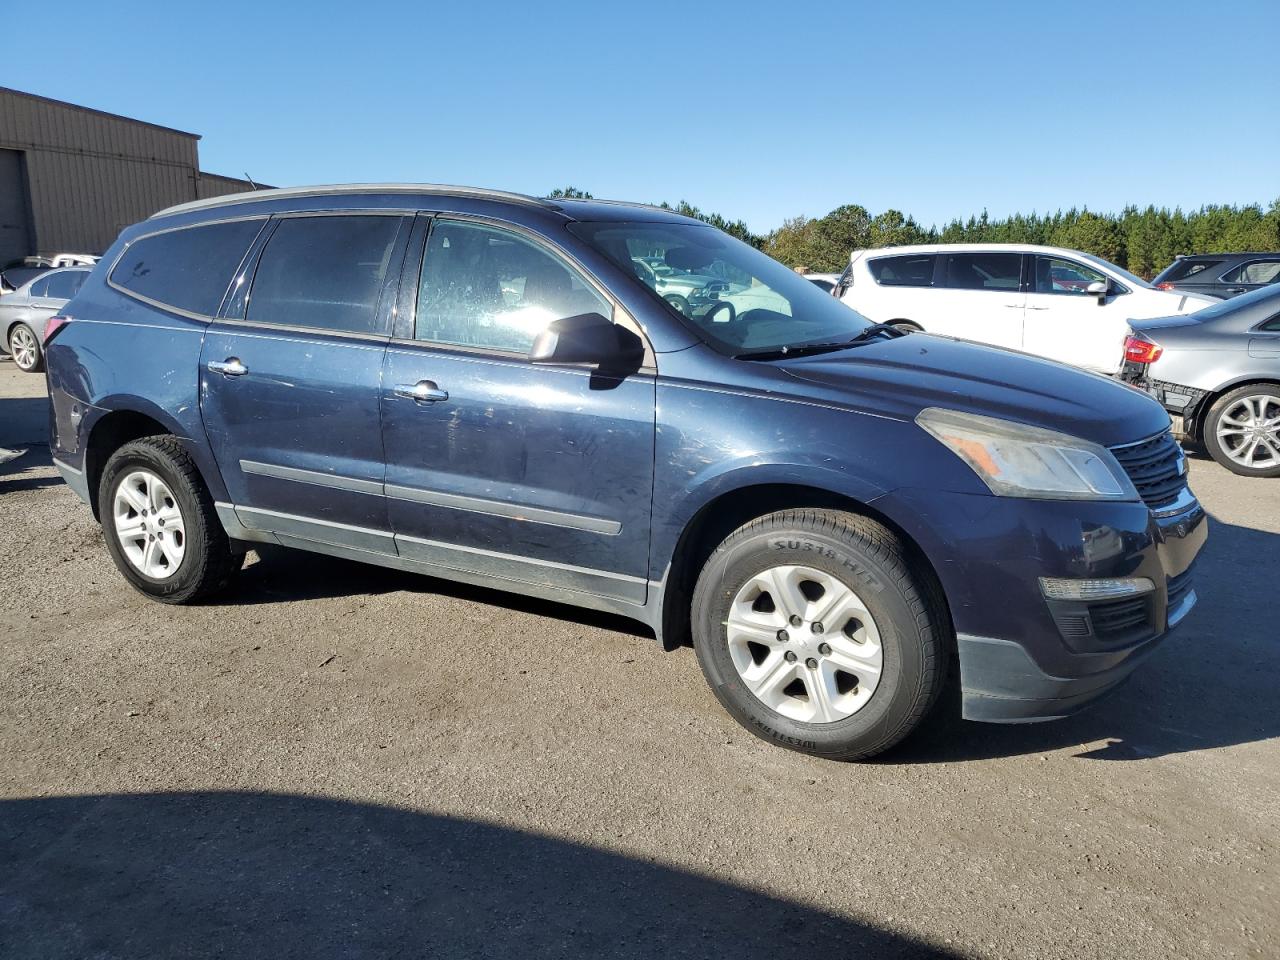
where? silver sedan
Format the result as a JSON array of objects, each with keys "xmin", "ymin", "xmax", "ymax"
[
  {"xmin": 0, "ymin": 266, "xmax": 91, "ymax": 373},
  {"xmin": 1123, "ymin": 284, "xmax": 1280, "ymax": 477}
]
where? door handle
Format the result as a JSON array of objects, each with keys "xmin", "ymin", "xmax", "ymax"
[
  {"xmin": 207, "ymin": 357, "xmax": 248, "ymax": 377},
  {"xmin": 1004, "ymin": 303, "xmax": 1024, "ymax": 309},
  {"xmin": 1225, "ymin": 287, "xmax": 1246, "ymax": 295},
  {"xmin": 1025, "ymin": 305, "xmax": 1049, "ymax": 311},
  {"xmin": 393, "ymin": 380, "xmax": 449, "ymax": 403}
]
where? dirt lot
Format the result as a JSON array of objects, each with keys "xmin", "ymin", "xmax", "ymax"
[{"xmin": 1, "ymin": 360, "xmax": 1276, "ymax": 959}]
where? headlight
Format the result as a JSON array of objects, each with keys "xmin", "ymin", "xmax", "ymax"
[{"xmin": 915, "ymin": 407, "xmax": 1138, "ymax": 501}]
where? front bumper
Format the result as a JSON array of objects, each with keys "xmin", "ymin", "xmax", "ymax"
[{"xmin": 881, "ymin": 485, "xmax": 1208, "ymax": 724}]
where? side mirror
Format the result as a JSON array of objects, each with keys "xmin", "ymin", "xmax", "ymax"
[
  {"xmin": 529, "ymin": 312, "xmax": 644, "ymax": 368},
  {"xmin": 1086, "ymin": 279, "xmax": 1111, "ymax": 302}
]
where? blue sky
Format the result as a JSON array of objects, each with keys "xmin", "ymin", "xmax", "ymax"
[{"xmin": 6, "ymin": 0, "xmax": 1277, "ymax": 234}]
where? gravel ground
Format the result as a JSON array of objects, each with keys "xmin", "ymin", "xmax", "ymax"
[{"xmin": 1, "ymin": 360, "xmax": 1276, "ymax": 959}]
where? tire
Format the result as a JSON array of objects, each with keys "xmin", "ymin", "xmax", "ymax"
[
  {"xmin": 691, "ymin": 509, "xmax": 947, "ymax": 760},
  {"xmin": 663, "ymin": 294, "xmax": 691, "ymax": 317},
  {"xmin": 98, "ymin": 435, "xmax": 242, "ymax": 603},
  {"xmin": 1202, "ymin": 384, "xmax": 1280, "ymax": 478},
  {"xmin": 8, "ymin": 323, "xmax": 43, "ymax": 373}
]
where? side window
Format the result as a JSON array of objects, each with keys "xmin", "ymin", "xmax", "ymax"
[
  {"xmin": 44, "ymin": 270, "xmax": 87, "ymax": 300},
  {"xmin": 1033, "ymin": 256, "xmax": 1107, "ymax": 296},
  {"xmin": 1260, "ymin": 315, "xmax": 1280, "ymax": 332},
  {"xmin": 1223, "ymin": 260, "xmax": 1280, "ymax": 285},
  {"xmin": 414, "ymin": 219, "xmax": 611, "ymax": 353},
  {"xmin": 943, "ymin": 253, "xmax": 1022, "ymax": 291},
  {"xmin": 110, "ymin": 219, "xmax": 265, "ymax": 316},
  {"xmin": 28, "ymin": 275, "xmax": 51, "ymax": 298},
  {"xmin": 246, "ymin": 216, "xmax": 403, "ymax": 335},
  {"xmin": 868, "ymin": 254, "xmax": 936, "ymax": 287}
]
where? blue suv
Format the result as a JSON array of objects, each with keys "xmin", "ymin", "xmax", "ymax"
[{"xmin": 45, "ymin": 185, "xmax": 1207, "ymax": 759}]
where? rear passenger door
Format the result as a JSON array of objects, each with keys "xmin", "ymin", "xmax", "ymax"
[
  {"xmin": 934, "ymin": 252, "xmax": 1025, "ymax": 350},
  {"xmin": 199, "ymin": 213, "xmax": 412, "ymax": 551},
  {"xmin": 379, "ymin": 216, "xmax": 656, "ymax": 605},
  {"xmin": 1220, "ymin": 259, "xmax": 1280, "ymax": 298}
]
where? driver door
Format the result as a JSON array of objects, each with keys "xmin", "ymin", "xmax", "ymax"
[
  {"xmin": 379, "ymin": 216, "xmax": 657, "ymax": 605},
  {"xmin": 1022, "ymin": 255, "xmax": 1128, "ymax": 374}
]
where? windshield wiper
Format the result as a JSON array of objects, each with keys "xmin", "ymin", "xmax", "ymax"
[{"xmin": 734, "ymin": 323, "xmax": 905, "ymax": 361}]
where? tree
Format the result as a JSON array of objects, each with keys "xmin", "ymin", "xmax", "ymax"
[{"xmin": 546, "ymin": 186, "xmax": 594, "ymax": 199}]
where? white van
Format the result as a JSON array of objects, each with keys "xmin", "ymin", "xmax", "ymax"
[{"xmin": 835, "ymin": 243, "xmax": 1215, "ymax": 374}]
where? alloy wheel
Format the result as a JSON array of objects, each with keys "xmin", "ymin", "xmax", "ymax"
[
  {"xmin": 9, "ymin": 326, "xmax": 38, "ymax": 370},
  {"xmin": 1215, "ymin": 395, "xmax": 1280, "ymax": 469}
]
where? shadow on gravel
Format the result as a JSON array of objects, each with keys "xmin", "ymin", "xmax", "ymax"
[
  {"xmin": 889, "ymin": 514, "xmax": 1280, "ymax": 764},
  {"xmin": 0, "ymin": 394, "xmax": 51, "ymax": 448},
  {"xmin": 0, "ymin": 791, "xmax": 955, "ymax": 960},
  {"xmin": 225, "ymin": 545, "xmax": 653, "ymax": 639},
  {"xmin": 0, "ymin": 445, "xmax": 61, "ymax": 492}
]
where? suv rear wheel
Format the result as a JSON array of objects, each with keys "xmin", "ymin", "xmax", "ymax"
[
  {"xmin": 98, "ymin": 436, "xmax": 242, "ymax": 603},
  {"xmin": 691, "ymin": 509, "xmax": 947, "ymax": 760},
  {"xmin": 1203, "ymin": 384, "xmax": 1280, "ymax": 478}
]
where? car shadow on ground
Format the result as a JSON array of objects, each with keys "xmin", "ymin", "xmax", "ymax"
[
  {"xmin": 0, "ymin": 393, "xmax": 52, "ymax": 449},
  {"xmin": 0, "ymin": 791, "xmax": 956, "ymax": 959},
  {"xmin": 228, "ymin": 545, "xmax": 655, "ymax": 640},
  {"xmin": 888, "ymin": 514, "xmax": 1279, "ymax": 764},
  {"xmin": 0, "ymin": 445, "xmax": 62, "ymax": 493}
]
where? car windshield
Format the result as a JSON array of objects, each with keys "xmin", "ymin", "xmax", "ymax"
[
  {"xmin": 569, "ymin": 220, "xmax": 873, "ymax": 355},
  {"xmin": 1076, "ymin": 252, "xmax": 1150, "ymax": 289}
]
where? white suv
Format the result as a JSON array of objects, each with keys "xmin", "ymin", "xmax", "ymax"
[{"xmin": 836, "ymin": 243, "xmax": 1215, "ymax": 374}]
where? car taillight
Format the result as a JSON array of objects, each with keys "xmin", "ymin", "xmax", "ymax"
[
  {"xmin": 1156, "ymin": 282, "xmax": 1175, "ymax": 291},
  {"xmin": 44, "ymin": 315, "xmax": 70, "ymax": 343},
  {"xmin": 1124, "ymin": 334, "xmax": 1162, "ymax": 364}
]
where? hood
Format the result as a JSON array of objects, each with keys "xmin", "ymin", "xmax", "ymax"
[{"xmin": 776, "ymin": 333, "xmax": 1170, "ymax": 448}]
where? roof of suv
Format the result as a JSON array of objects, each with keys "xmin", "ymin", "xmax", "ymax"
[
  {"xmin": 151, "ymin": 184, "xmax": 699, "ymax": 226},
  {"xmin": 851, "ymin": 242, "xmax": 1115, "ymax": 259}
]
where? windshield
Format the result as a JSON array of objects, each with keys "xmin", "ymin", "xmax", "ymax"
[
  {"xmin": 1076, "ymin": 252, "xmax": 1150, "ymax": 289},
  {"xmin": 569, "ymin": 221, "xmax": 872, "ymax": 355}
]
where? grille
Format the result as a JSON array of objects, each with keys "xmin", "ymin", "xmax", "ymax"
[
  {"xmin": 1110, "ymin": 430, "xmax": 1187, "ymax": 510},
  {"xmin": 1167, "ymin": 564, "xmax": 1196, "ymax": 610},
  {"xmin": 1090, "ymin": 596, "xmax": 1151, "ymax": 638}
]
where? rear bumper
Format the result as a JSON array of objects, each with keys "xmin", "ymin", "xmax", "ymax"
[{"xmin": 53, "ymin": 456, "xmax": 91, "ymax": 504}]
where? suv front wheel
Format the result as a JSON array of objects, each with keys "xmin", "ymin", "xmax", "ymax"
[
  {"xmin": 98, "ymin": 436, "xmax": 242, "ymax": 603},
  {"xmin": 691, "ymin": 509, "xmax": 947, "ymax": 760}
]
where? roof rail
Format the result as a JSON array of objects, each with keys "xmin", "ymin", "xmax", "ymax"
[{"xmin": 151, "ymin": 183, "xmax": 561, "ymax": 220}]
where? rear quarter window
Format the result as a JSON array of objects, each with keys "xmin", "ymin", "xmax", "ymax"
[
  {"xmin": 1158, "ymin": 258, "xmax": 1225, "ymax": 283},
  {"xmin": 868, "ymin": 254, "xmax": 936, "ymax": 287},
  {"xmin": 109, "ymin": 218, "xmax": 266, "ymax": 316}
]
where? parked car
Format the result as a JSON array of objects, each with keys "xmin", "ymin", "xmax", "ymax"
[
  {"xmin": 1122, "ymin": 284, "xmax": 1280, "ymax": 477},
  {"xmin": 835, "ymin": 243, "xmax": 1216, "ymax": 375},
  {"xmin": 1152, "ymin": 252, "xmax": 1280, "ymax": 300},
  {"xmin": 45, "ymin": 185, "xmax": 1205, "ymax": 760},
  {"xmin": 1, "ymin": 258, "xmax": 53, "ymax": 295},
  {"xmin": 1, "ymin": 266, "xmax": 92, "ymax": 371},
  {"xmin": 799, "ymin": 272, "xmax": 842, "ymax": 293}
]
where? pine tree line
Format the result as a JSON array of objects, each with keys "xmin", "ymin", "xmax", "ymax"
[{"xmin": 548, "ymin": 188, "xmax": 1280, "ymax": 279}]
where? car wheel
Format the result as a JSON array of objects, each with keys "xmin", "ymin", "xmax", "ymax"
[
  {"xmin": 98, "ymin": 435, "xmax": 243, "ymax": 603},
  {"xmin": 1203, "ymin": 384, "xmax": 1280, "ymax": 478},
  {"xmin": 889, "ymin": 320, "xmax": 922, "ymax": 334},
  {"xmin": 663, "ymin": 294, "xmax": 691, "ymax": 317},
  {"xmin": 691, "ymin": 509, "xmax": 947, "ymax": 760},
  {"xmin": 8, "ymin": 323, "xmax": 43, "ymax": 372}
]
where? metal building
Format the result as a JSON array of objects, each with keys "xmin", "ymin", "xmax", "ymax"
[{"xmin": 0, "ymin": 87, "xmax": 264, "ymax": 265}]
